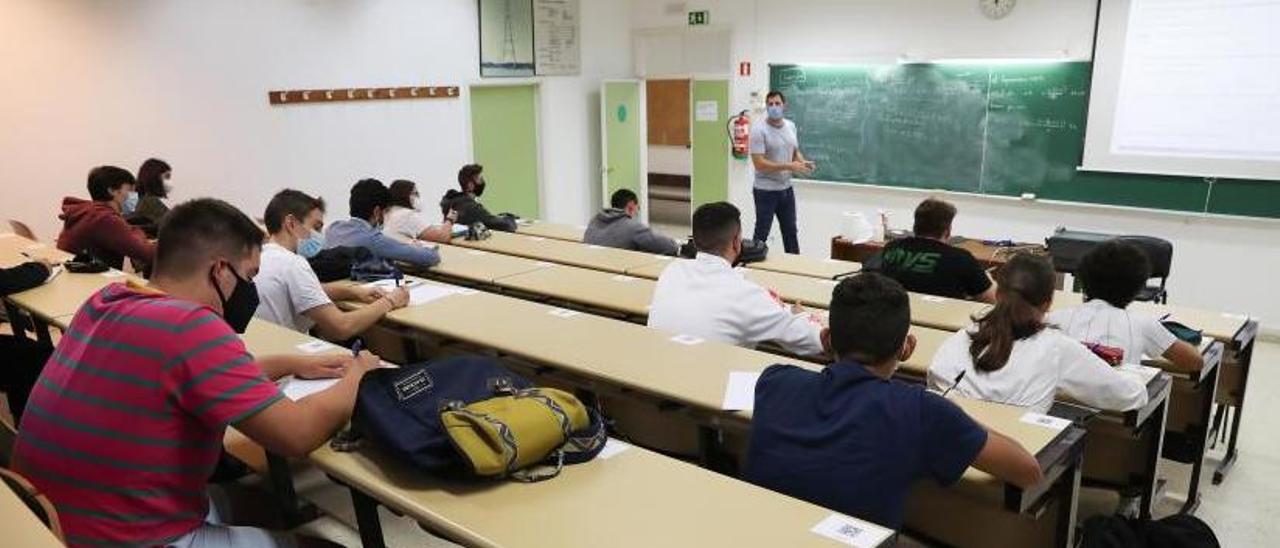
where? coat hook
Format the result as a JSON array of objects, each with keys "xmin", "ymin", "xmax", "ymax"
[
  {"xmin": 346, "ymin": 89, "xmax": 355, "ymax": 100},
  {"xmin": 278, "ymin": 92, "xmax": 288, "ymax": 103},
  {"xmin": 389, "ymin": 88, "xmax": 397, "ymax": 98},
  {"xmin": 302, "ymin": 91, "xmax": 311, "ymax": 101},
  {"xmin": 325, "ymin": 90, "xmax": 334, "ymax": 100}
]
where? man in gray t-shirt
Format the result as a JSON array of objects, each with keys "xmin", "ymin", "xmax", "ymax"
[{"xmin": 750, "ymin": 90, "xmax": 814, "ymax": 254}]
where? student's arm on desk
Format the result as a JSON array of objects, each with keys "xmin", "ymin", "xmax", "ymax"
[
  {"xmin": 741, "ymin": 288, "xmax": 826, "ymax": 357},
  {"xmin": 323, "ymin": 282, "xmax": 385, "ymax": 304},
  {"xmin": 1162, "ymin": 340, "xmax": 1204, "ymax": 372},
  {"xmin": 973, "ymin": 429, "xmax": 1044, "ymax": 489},
  {"xmin": 305, "ymin": 291, "xmax": 407, "ymax": 341},
  {"xmin": 236, "ymin": 351, "xmax": 379, "ymax": 459},
  {"xmin": 257, "ymin": 354, "xmax": 352, "ymax": 381}
]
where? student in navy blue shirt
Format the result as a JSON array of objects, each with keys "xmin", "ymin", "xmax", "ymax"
[{"xmin": 745, "ymin": 272, "xmax": 1044, "ymax": 530}]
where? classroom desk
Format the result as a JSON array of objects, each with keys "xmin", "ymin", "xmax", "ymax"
[
  {"xmin": 492, "ymin": 264, "xmax": 654, "ymax": 319},
  {"xmin": 0, "ymin": 234, "xmax": 72, "ymax": 268},
  {"xmin": 749, "ymin": 252, "xmax": 862, "ymax": 280},
  {"xmin": 430, "ymin": 244, "xmax": 553, "ymax": 284},
  {"xmin": 6, "ymin": 271, "xmax": 138, "ymax": 323},
  {"xmin": 514, "ymin": 219, "xmax": 589, "ymax": 242},
  {"xmin": 450, "ymin": 231, "xmax": 670, "ymax": 275},
  {"xmin": 831, "ymin": 236, "xmax": 1047, "ymax": 270},
  {"xmin": 0, "ymin": 479, "xmax": 63, "ymax": 548}
]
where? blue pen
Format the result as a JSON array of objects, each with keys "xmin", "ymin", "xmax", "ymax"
[{"xmin": 351, "ymin": 339, "xmax": 363, "ymax": 357}]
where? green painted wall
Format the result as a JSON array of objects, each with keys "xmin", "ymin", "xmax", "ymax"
[
  {"xmin": 470, "ymin": 85, "xmax": 541, "ymax": 218},
  {"xmin": 691, "ymin": 80, "xmax": 730, "ymax": 208},
  {"xmin": 603, "ymin": 82, "xmax": 642, "ymax": 207}
]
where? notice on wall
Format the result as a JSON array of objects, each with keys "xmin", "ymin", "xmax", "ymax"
[
  {"xmin": 695, "ymin": 100, "xmax": 720, "ymax": 122},
  {"xmin": 534, "ymin": 0, "xmax": 581, "ymax": 76}
]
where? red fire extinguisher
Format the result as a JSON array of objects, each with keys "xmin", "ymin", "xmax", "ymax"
[{"xmin": 728, "ymin": 110, "xmax": 751, "ymax": 159}]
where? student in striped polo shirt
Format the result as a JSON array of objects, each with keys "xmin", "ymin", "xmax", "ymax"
[{"xmin": 14, "ymin": 198, "xmax": 379, "ymax": 547}]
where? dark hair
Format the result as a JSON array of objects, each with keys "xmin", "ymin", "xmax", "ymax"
[
  {"xmin": 388, "ymin": 179, "xmax": 418, "ymax": 209},
  {"xmin": 968, "ymin": 253, "xmax": 1056, "ymax": 372},
  {"xmin": 136, "ymin": 158, "xmax": 172, "ymax": 199},
  {"xmin": 765, "ymin": 90, "xmax": 786, "ymax": 103},
  {"xmin": 913, "ymin": 198, "xmax": 957, "ymax": 239},
  {"xmin": 830, "ymin": 273, "xmax": 911, "ymax": 364},
  {"xmin": 349, "ymin": 178, "xmax": 391, "ymax": 220},
  {"xmin": 264, "ymin": 189, "xmax": 325, "ymax": 234},
  {"xmin": 610, "ymin": 188, "xmax": 638, "ymax": 209},
  {"xmin": 155, "ymin": 199, "xmax": 264, "ymax": 278},
  {"xmin": 87, "ymin": 166, "xmax": 136, "ymax": 202},
  {"xmin": 691, "ymin": 202, "xmax": 740, "ymax": 253},
  {"xmin": 457, "ymin": 164, "xmax": 484, "ymax": 189},
  {"xmin": 1078, "ymin": 240, "xmax": 1151, "ymax": 309}
]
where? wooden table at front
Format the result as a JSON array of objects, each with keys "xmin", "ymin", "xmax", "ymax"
[
  {"xmin": 0, "ymin": 234, "xmax": 73, "ymax": 268},
  {"xmin": 748, "ymin": 252, "xmax": 861, "ymax": 280},
  {"xmin": 491, "ymin": 264, "xmax": 654, "ymax": 319},
  {"xmin": 4, "ymin": 269, "xmax": 141, "ymax": 347},
  {"xmin": 514, "ymin": 219, "xmax": 589, "ymax": 242},
  {"xmin": 831, "ymin": 236, "xmax": 1046, "ymax": 270},
  {"xmin": 0, "ymin": 477, "xmax": 64, "ymax": 548},
  {"xmin": 449, "ymin": 231, "xmax": 671, "ymax": 275}
]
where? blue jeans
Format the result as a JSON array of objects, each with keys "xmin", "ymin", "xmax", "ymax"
[{"xmin": 752, "ymin": 187, "xmax": 799, "ymax": 254}]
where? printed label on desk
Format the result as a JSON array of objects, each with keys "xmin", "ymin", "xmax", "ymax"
[
  {"xmin": 456, "ymin": 288, "xmax": 479, "ymax": 296},
  {"xmin": 810, "ymin": 513, "xmax": 892, "ymax": 547},
  {"xmin": 528, "ymin": 236, "xmax": 546, "ymax": 242},
  {"xmin": 611, "ymin": 275, "xmax": 637, "ymax": 283},
  {"xmin": 101, "ymin": 270, "xmax": 126, "ymax": 278},
  {"xmin": 296, "ymin": 340, "xmax": 338, "ymax": 354},
  {"xmin": 1221, "ymin": 312, "xmax": 1249, "ymax": 321},
  {"xmin": 820, "ymin": 279, "xmax": 840, "ymax": 286},
  {"xmin": 536, "ymin": 261, "xmax": 555, "ymax": 268},
  {"xmin": 586, "ymin": 244, "xmax": 604, "ymax": 250},
  {"xmin": 548, "ymin": 308, "xmax": 581, "ymax": 318},
  {"xmin": 597, "ymin": 438, "xmax": 632, "ymax": 460},
  {"xmin": 670, "ymin": 334, "xmax": 704, "ymax": 346},
  {"xmin": 467, "ymin": 250, "xmax": 487, "ymax": 256},
  {"xmin": 654, "ymin": 255, "xmax": 673, "ymax": 261},
  {"xmin": 921, "ymin": 295, "xmax": 947, "ymax": 303},
  {"xmin": 722, "ymin": 371, "xmax": 760, "ymax": 411},
  {"xmin": 1020, "ymin": 412, "xmax": 1071, "ymax": 432}
]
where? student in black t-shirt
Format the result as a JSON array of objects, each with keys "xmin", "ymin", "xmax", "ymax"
[{"xmin": 878, "ymin": 198, "xmax": 996, "ymax": 302}]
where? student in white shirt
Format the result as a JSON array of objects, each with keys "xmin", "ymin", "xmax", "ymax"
[
  {"xmin": 255, "ymin": 189, "xmax": 409, "ymax": 338},
  {"xmin": 1047, "ymin": 240, "xmax": 1203, "ymax": 372},
  {"xmin": 928, "ymin": 253, "xmax": 1147, "ymax": 414},
  {"xmin": 383, "ymin": 179, "xmax": 457, "ymax": 244},
  {"xmin": 647, "ymin": 202, "xmax": 827, "ymax": 357}
]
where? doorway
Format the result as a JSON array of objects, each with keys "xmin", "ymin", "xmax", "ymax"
[{"xmin": 645, "ymin": 78, "xmax": 692, "ymax": 237}]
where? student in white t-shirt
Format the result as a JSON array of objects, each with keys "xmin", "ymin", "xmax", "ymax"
[
  {"xmin": 383, "ymin": 179, "xmax": 457, "ymax": 244},
  {"xmin": 1047, "ymin": 240, "xmax": 1203, "ymax": 372},
  {"xmin": 254, "ymin": 189, "xmax": 410, "ymax": 338},
  {"xmin": 928, "ymin": 253, "xmax": 1148, "ymax": 414}
]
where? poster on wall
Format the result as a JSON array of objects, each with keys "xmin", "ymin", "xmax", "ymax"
[
  {"xmin": 479, "ymin": 0, "xmax": 535, "ymax": 77},
  {"xmin": 533, "ymin": 0, "xmax": 580, "ymax": 76}
]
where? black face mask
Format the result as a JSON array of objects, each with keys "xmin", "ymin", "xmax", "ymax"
[
  {"xmin": 473, "ymin": 179, "xmax": 486, "ymax": 197},
  {"xmin": 211, "ymin": 263, "xmax": 259, "ymax": 334}
]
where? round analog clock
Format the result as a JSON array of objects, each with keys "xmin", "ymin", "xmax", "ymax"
[{"xmin": 980, "ymin": 0, "xmax": 1017, "ymax": 20}]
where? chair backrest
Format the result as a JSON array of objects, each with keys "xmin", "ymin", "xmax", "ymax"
[
  {"xmin": 0, "ymin": 468, "xmax": 65, "ymax": 543},
  {"xmin": 7, "ymin": 220, "xmax": 36, "ymax": 241},
  {"xmin": 1118, "ymin": 235, "xmax": 1173, "ymax": 279}
]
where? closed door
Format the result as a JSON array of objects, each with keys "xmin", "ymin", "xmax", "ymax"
[
  {"xmin": 690, "ymin": 78, "xmax": 730, "ymax": 208},
  {"xmin": 470, "ymin": 84, "xmax": 541, "ymax": 218},
  {"xmin": 601, "ymin": 81, "xmax": 644, "ymax": 211}
]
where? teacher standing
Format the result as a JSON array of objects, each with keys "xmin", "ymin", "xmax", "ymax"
[{"xmin": 750, "ymin": 90, "xmax": 814, "ymax": 254}]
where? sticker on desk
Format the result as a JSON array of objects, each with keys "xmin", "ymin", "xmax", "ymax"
[
  {"xmin": 921, "ymin": 295, "xmax": 948, "ymax": 303},
  {"xmin": 296, "ymin": 340, "xmax": 338, "ymax": 354},
  {"xmin": 1020, "ymin": 412, "xmax": 1071, "ymax": 432},
  {"xmin": 820, "ymin": 279, "xmax": 840, "ymax": 286},
  {"xmin": 654, "ymin": 255, "xmax": 673, "ymax": 261},
  {"xmin": 456, "ymin": 288, "xmax": 480, "ymax": 296},
  {"xmin": 597, "ymin": 438, "xmax": 632, "ymax": 460},
  {"xmin": 527, "ymin": 236, "xmax": 547, "ymax": 242},
  {"xmin": 611, "ymin": 275, "xmax": 637, "ymax": 283},
  {"xmin": 586, "ymin": 244, "xmax": 605, "ymax": 250},
  {"xmin": 670, "ymin": 334, "xmax": 704, "ymax": 346},
  {"xmin": 810, "ymin": 513, "xmax": 892, "ymax": 548},
  {"xmin": 722, "ymin": 371, "xmax": 761, "ymax": 411},
  {"xmin": 548, "ymin": 308, "xmax": 581, "ymax": 318},
  {"xmin": 536, "ymin": 261, "xmax": 555, "ymax": 268},
  {"xmin": 101, "ymin": 269, "xmax": 126, "ymax": 278},
  {"xmin": 1221, "ymin": 312, "xmax": 1249, "ymax": 321},
  {"xmin": 466, "ymin": 250, "xmax": 487, "ymax": 256}
]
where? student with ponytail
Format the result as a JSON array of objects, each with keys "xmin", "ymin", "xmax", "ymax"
[{"xmin": 927, "ymin": 253, "xmax": 1148, "ymax": 414}]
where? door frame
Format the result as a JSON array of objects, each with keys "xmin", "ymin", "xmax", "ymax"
[{"xmin": 600, "ymin": 79, "xmax": 649, "ymax": 224}]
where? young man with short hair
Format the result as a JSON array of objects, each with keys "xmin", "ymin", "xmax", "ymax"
[
  {"xmin": 440, "ymin": 164, "xmax": 517, "ymax": 232},
  {"xmin": 647, "ymin": 202, "xmax": 826, "ymax": 357},
  {"xmin": 14, "ymin": 198, "xmax": 380, "ymax": 547},
  {"xmin": 750, "ymin": 90, "xmax": 814, "ymax": 255},
  {"xmin": 879, "ymin": 198, "xmax": 996, "ymax": 303},
  {"xmin": 746, "ymin": 272, "xmax": 1043, "ymax": 529},
  {"xmin": 326, "ymin": 178, "xmax": 441, "ymax": 271},
  {"xmin": 583, "ymin": 189, "xmax": 679, "ymax": 255},
  {"xmin": 256, "ymin": 189, "xmax": 410, "ymax": 339},
  {"xmin": 56, "ymin": 165, "xmax": 156, "ymax": 269}
]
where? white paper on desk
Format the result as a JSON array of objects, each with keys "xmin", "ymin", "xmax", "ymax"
[
  {"xmin": 407, "ymin": 284, "xmax": 461, "ymax": 306},
  {"xmin": 1020, "ymin": 412, "xmax": 1071, "ymax": 432},
  {"xmin": 1118, "ymin": 363, "xmax": 1161, "ymax": 385},
  {"xmin": 810, "ymin": 513, "xmax": 893, "ymax": 548},
  {"xmin": 44, "ymin": 265, "xmax": 64, "ymax": 284},
  {"xmin": 363, "ymin": 278, "xmax": 422, "ymax": 290},
  {"xmin": 101, "ymin": 269, "xmax": 126, "ymax": 278},
  {"xmin": 670, "ymin": 334, "xmax": 705, "ymax": 346},
  {"xmin": 722, "ymin": 371, "xmax": 761, "ymax": 411},
  {"xmin": 296, "ymin": 340, "xmax": 338, "ymax": 354},
  {"xmin": 921, "ymin": 295, "xmax": 947, "ymax": 303},
  {"xmin": 586, "ymin": 244, "xmax": 604, "ymax": 250},
  {"xmin": 548, "ymin": 308, "xmax": 581, "ymax": 318},
  {"xmin": 282, "ymin": 377, "xmax": 340, "ymax": 401},
  {"xmin": 528, "ymin": 236, "xmax": 546, "ymax": 242},
  {"xmin": 466, "ymin": 249, "xmax": 486, "ymax": 256},
  {"xmin": 597, "ymin": 438, "xmax": 632, "ymax": 460}
]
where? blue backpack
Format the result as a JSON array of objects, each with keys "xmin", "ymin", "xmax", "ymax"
[{"xmin": 349, "ymin": 356, "xmax": 606, "ymax": 476}]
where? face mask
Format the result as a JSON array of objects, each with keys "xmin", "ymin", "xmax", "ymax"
[
  {"xmin": 164, "ymin": 184, "xmax": 174, "ymax": 196},
  {"xmin": 211, "ymin": 263, "xmax": 259, "ymax": 334},
  {"xmin": 766, "ymin": 105, "xmax": 785, "ymax": 121},
  {"xmin": 297, "ymin": 229, "xmax": 325, "ymax": 259},
  {"xmin": 411, "ymin": 195, "xmax": 422, "ymax": 211},
  {"xmin": 473, "ymin": 179, "xmax": 486, "ymax": 198},
  {"xmin": 122, "ymin": 191, "xmax": 140, "ymax": 215}
]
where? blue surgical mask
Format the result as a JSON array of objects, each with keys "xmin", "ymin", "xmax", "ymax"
[
  {"xmin": 122, "ymin": 191, "xmax": 140, "ymax": 215},
  {"xmin": 766, "ymin": 105, "xmax": 785, "ymax": 121},
  {"xmin": 297, "ymin": 230, "xmax": 326, "ymax": 259}
]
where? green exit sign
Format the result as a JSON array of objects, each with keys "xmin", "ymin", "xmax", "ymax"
[{"xmin": 688, "ymin": 10, "xmax": 709, "ymax": 26}]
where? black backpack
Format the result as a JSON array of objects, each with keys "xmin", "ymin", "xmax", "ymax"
[
  {"xmin": 306, "ymin": 246, "xmax": 372, "ymax": 283},
  {"xmin": 1082, "ymin": 515, "xmax": 1219, "ymax": 548},
  {"xmin": 678, "ymin": 238, "xmax": 769, "ymax": 264}
]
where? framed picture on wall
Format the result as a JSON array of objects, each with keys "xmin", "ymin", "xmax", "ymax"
[{"xmin": 479, "ymin": 0, "xmax": 535, "ymax": 77}]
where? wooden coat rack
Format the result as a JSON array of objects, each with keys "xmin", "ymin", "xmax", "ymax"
[{"xmin": 268, "ymin": 85, "xmax": 459, "ymax": 105}]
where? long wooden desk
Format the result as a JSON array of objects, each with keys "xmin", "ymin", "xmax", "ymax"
[
  {"xmin": 0, "ymin": 234, "xmax": 72, "ymax": 268},
  {"xmin": 0, "ymin": 479, "xmax": 63, "ymax": 548},
  {"xmin": 514, "ymin": 219, "xmax": 589, "ymax": 242},
  {"xmin": 239, "ymin": 309, "xmax": 896, "ymax": 548},
  {"xmin": 450, "ymin": 231, "xmax": 670, "ymax": 275},
  {"xmin": 494, "ymin": 265, "xmax": 653, "ymax": 319},
  {"xmin": 831, "ymin": 235, "xmax": 1046, "ymax": 270},
  {"xmin": 432, "ymin": 244, "xmax": 553, "ymax": 283}
]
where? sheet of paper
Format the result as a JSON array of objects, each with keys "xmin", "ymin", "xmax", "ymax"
[
  {"xmin": 722, "ymin": 371, "xmax": 761, "ymax": 411},
  {"xmin": 810, "ymin": 513, "xmax": 893, "ymax": 548},
  {"xmin": 1020, "ymin": 412, "xmax": 1072, "ymax": 431},
  {"xmin": 282, "ymin": 377, "xmax": 341, "ymax": 402},
  {"xmin": 1118, "ymin": 363, "xmax": 1161, "ymax": 385},
  {"xmin": 363, "ymin": 278, "xmax": 422, "ymax": 290},
  {"xmin": 548, "ymin": 308, "xmax": 581, "ymax": 318},
  {"xmin": 597, "ymin": 438, "xmax": 632, "ymax": 460},
  {"xmin": 921, "ymin": 295, "xmax": 947, "ymax": 303},
  {"xmin": 407, "ymin": 284, "xmax": 460, "ymax": 306},
  {"xmin": 296, "ymin": 340, "xmax": 338, "ymax": 354},
  {"xmin": 695, "ymin": 100, "xmax": 719, "ymax": 121},
  {"xmin": 101, "ymin": 269, "xmax": 126, "ymax": 278},
  {"xmin": 466, "ymin": 249, "xmax": 486, "ymax": 256},
  {"xmin": 670, "ymin": 334, "xmax": 704, "ymax": 346}
]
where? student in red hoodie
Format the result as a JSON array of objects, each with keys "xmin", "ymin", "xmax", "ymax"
[{"xmin": 57, "ymin": 165, "xmax": 156, "ymax": 270}]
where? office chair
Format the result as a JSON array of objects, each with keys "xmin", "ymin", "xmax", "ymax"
[{"xmin": 1118, "ymin": 235, "xmax": 1173, "ymax": 304}]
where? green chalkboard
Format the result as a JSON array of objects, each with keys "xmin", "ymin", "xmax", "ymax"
[{"xmin": 770, "ymin": 62, "xmax": 1280, "ymax": 218}]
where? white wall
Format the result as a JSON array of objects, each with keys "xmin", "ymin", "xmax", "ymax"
[
  {"xmin": 629, "ymin": 0, "xmax": 1280, "ymax": 331},
  {"xmin": 0, "ymin": 0, "xmax": 631, "ymax": 240}
]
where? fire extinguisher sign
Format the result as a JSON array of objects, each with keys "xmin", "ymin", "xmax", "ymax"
[{"xmin": 738, "ymin": 61, "xmax": 752, "ymax": 77}]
